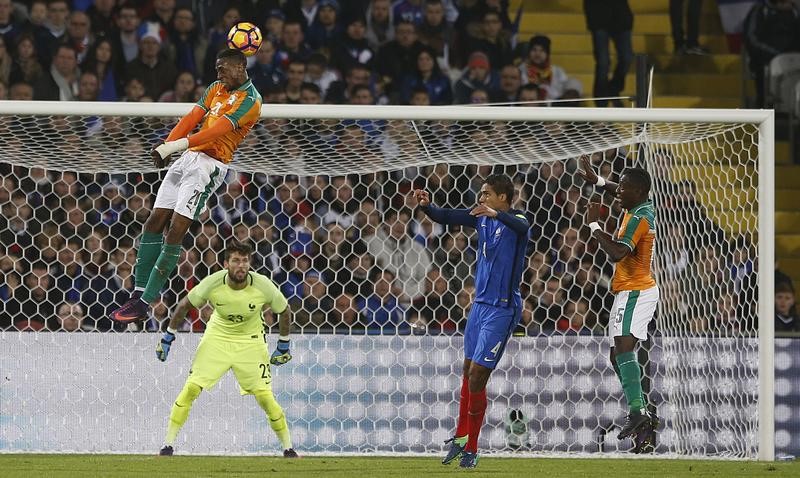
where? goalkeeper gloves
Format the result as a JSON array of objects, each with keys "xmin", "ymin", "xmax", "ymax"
[
  {"xmin": 151, "ymin": 138, "xmax": 189, "ymax": 168},
  {"xmin": 270, "ymin": 339, "xmax": 292, "ymax": 365},
  {"xmin": 156, "ymin": 330, "xmax": 176, "ymax": 362}
]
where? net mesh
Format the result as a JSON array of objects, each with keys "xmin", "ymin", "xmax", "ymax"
[{"xmin": 0, "ymin": 106, "xmax": 763, "ymax": 458}]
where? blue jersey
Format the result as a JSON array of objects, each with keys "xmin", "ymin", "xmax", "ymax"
[{"xmin": 422, "ymin": 205, "xmax": 530, "ymax": 308}]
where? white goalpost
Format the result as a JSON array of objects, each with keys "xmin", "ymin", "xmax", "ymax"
[{"xmin": 0, "ymin": 101, "xmax": 774, "ymax": 460}]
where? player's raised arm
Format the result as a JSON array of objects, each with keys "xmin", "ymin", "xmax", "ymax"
[
  {"xmin": 585, "ymin": 202, "xmax": 631, "ymax": 263},
  {"xmin": 412, "ymin": 189, "xmax": 477, "ymax": 228},
  {"xmin": 578, "ymin": 155, "xmax": 619, "ymax": 195}
]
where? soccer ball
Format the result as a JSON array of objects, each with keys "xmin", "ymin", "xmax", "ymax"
[{"xmin": 227, "ymin": 22, "xmax": 263, "ymax": 56}]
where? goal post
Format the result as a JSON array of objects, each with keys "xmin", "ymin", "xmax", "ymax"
[{"xmin": 0, "ymin": 101, "xmax": 775, "ymax": 459}]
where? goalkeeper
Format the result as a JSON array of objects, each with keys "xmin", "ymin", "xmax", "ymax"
[
  {"xmin": 155, "ymin": 241, "xmax": 298, "ymax": 458},
  {"xmin": 111, "ymin": 47, "xmax": 262, "ymax": 324}
]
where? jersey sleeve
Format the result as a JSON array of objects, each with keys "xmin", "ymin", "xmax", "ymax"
[
  {"xmin": 253, "ymin": 273, "xmax": 289, "ymax": 314},
  {"xmin": 187, "ymin": 270, "xmax": 224, "ymax": 308},
  {"xmin": 195, "ymin": 81, "xmax": 221, "ymax": 112},
  {"xmin": 619, "ymin": 216, "xmax": 651, "ymax": 251},
  {"xmin": 223, "ymin": 94, "xmax": 261, "ymax": 129}
]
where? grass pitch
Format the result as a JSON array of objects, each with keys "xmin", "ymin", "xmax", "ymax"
[{"xmin": 1, "ymin": 454, "xmax": 797, "ymax": 477}]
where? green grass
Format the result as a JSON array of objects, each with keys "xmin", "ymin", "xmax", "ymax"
[{"xmin": 1, "ymin": 455, "xmax": 798, "ymax": 478}]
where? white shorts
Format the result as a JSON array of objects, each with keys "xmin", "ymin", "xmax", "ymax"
[
  {"xmin": 152, "ymin": 150, "xmax": 229, "ymax": 220},
  {"xmin": 609, "ymin": 285, "xmax": 659, "ymax": 341}
]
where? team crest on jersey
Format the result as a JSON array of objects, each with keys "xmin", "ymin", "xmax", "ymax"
[
  {"xmin": 227, "ymin": 94, "xmax": 238, "ymax": 105},
  {"xmin": 249, "ymin": 303, "xmax": 256, "ymax": 310},
  {"xmin": 495, "ymin": 228, "xmax": 502, "ymax": 237}
]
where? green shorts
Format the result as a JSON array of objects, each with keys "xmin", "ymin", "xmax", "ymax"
[{"xmin": 187, "ymin": 336, "xmax": 272, "ymax": 395}]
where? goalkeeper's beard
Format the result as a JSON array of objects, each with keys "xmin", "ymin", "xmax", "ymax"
[{"xmin": 230, "ymin": 270, "xmax": 248, "ymax": 284}]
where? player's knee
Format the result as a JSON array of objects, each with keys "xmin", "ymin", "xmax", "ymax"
[
  {"xmin": 177, "ymin": 383, "xmax": 202, "ymax": 405},
  {"xmin": 254, "ymin": 391, "xmax": 283, "ymax": 420}
]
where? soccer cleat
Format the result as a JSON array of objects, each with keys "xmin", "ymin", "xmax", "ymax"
[
  {"xmin": 441, "ymin": 436, "xmax": 467, "ymax": 465},
  {"xmin": 283, "ymin": 448, "xmax": 299, "ymax": 458},
  {"xmin": 617, "ymin": 411, "xmax": 650, "ymax": 440},
  {"xmin": 159, "ymin": 445, "xmax": 173, "ymax": 456},
  {"xmin": 458, "ymin": 451, "xmax": 479, "ymax": 469},
  {"xmin": 632, "ymin": 412, "xmax": 661, "ymax": 454},
  {"xmin": 110, "ymin": 298, "xmax": 149, "ymax": 324}
]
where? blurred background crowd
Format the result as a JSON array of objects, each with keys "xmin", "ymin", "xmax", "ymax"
[{"xmin": 0, "ymin": 0, "xmax": 797, "ymax": 336}]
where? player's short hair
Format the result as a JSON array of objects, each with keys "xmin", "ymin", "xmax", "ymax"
[
  {"xmin": 225, "ymin": 240, "xmax": 253, "ymax": 259},
  {"xmin": 776, "ymin": 281, "xmax": 794, "ymax": 295},
  {"xmin": 484, "ymin": 174, "xmax": 515, "ymax": 205},
  {"xmin": 300, "ymin": 82, "xmax": 321, "ymax": 96},
  {"xmin": 217, "ymin": 48, "xmax": 246, "ymax": 68},
  {"xmin": 621, "ymin": 167, "xmax": 652, "ymax": 195}
]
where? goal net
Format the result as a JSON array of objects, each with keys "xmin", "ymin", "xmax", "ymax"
[{"xmin": 0, "ymin": 102, "xmax": 775, "ymax": 459}]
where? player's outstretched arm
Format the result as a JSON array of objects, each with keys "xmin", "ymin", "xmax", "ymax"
[
  {"xmin": 471, "ymin": 205, "xmax": 529, "ymax": 236},
  {"xmin": 155, "ymin": 295, "xmax": 195, "ymax": 362},
  {"xmin": 585, "ymin": 201, "xmax": 631, "ymax": 263},
  {"xmin": 577, "ymin": 155, "xmax": 618, "ymax": 195},
  {"xmin": 412, "ymin": 189, "xmax": 476, "ymax": 228},
  {"xmin": 151, "ymin": 106, "xmax": 207, "ymax": 168}
]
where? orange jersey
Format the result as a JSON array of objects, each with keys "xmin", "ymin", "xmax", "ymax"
[
  {"xmin": 190, "ymin": 79, "xmax": 262, "ymax": 163},
  {"xmin": 612, "ymin": 200, "xmax": 656, "ymax": 292}
]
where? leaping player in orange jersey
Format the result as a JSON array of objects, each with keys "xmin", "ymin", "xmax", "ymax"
[
  {"xmin": 111, "ymin": 48, "xmax": 263, "ymax": 324},
  {"xmin": 578, "ymin": 156, "xmax": 660, "ymax": 452}
]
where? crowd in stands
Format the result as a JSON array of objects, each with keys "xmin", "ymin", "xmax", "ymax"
[
  {"xmin": 0, "ymin": 0, "xmax": 586, "ymax": 106},
  {"xmin": 0, "ymin": 1, "xmax": 796, "ymax": 335},
  {"xmin": 2, "ymin": 144, "xmax": 792, "ymax": 336}
]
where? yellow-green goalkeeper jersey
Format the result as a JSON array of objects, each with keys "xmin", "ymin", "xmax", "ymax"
[{"xmin": 187, "ymin": 269, "xmax": 288, "ymax": 342}]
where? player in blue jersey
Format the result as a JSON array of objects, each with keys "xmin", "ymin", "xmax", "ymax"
[{"xmin": 413, "ymin": 174, "xmax": 530, "ymax": 469}]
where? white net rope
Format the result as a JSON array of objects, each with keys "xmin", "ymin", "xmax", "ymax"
[{"xmin": 0, "ymin": 105, "xmax": 763, "ymax": 457}]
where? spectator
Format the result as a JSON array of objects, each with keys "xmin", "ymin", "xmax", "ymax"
[
  {"xmin": 519, "ymin": 35, "xmax": 581, "ymax": 101},
  {"xmin": 81, "ymin": 37, "xmax": 121, "ymax": 101},
  {"xmin": 304, "ymin": 52, "xmax": 337, "ymax": 97},
  {"xmin": 147, "ymin": 0, "xmax": 176, "ymax": 30},
  {"xmin": 375, "ymin": 19, "xmax": 423, "ymax": 101},
  {"xmin": 86, "ymin": 0, "xmax": 115, "ymax": 38},
  {"xmin": 11, "ymin": 261, "xmax": 56, "ymax": 330},
  {"xmin": 365, "ymin": 0, "xmax": 394, "ymax": 50},
  {"xmin": 584, "ymin": 0, "xmax": 633, "ymax": 107},
  {"xmin": 275, "ymin": 20, "xmax": 312, "ymax": 69},
  {"xmin": 264, "ymin": 8, "xmax": 285, "ymax": 40},
  {"xmin": 306, "ymin": 0, "xmax": 342, "ymax": 52},
  {"xmin": 400, "ymin": 46, "xmax": 452, "ymax": 104},
  {"xmin": 34, "ymin": 0, "xmax": 69, "ymax": 66},
  {"xmin": 76, "ymin": 69, "xmax": 99, "ymax": 101},
  {"xmin": 65, "ymin": 10, "xmax": 92, "ymax": 64},
  {"xmin": 417, "ymin": 0, "xmax": 455, "ymax": 68},
  {"xmin": 365, "ymin": 207, "xmax": 432, "ymax": 303},
  {"xmin": 358, "ymin": 268, "xmax": 407, "ymax": 333},
  {"xmin": 463, "ymin": 9, "xmax": 514, "ymax": 72},
  {"xmin": 157, "ymin": 70, "xmax": 196, "ymax": 102},
  {"xmin": 53, "ymin": 301, "xmax": 89, "ymax": 332},
  {"xmin": 124, "ymin": 22, "xmax": 177, "ymax": 100},
  {"xmin": 291, "ymin": 272, "xmax": 330, "ymax": 329},
  {"xmin": 110, "ymin": 3, "xmax": 141, "ymax": 64},
  {"xmin": 411, "ymin": 268, "xmax": 458, "ymax": 332},
  {"xmin": 10, "ymin": 33, "xmax": 43, "ymax": 85},
  {"xmin": 326, "ymin": 63, "xmax": 371, "ymax": 104},
  {"xmin": 34, "ymin": 43, "xmax": 78, "ymax": 100},
  {"xmin": 332, "ymin": 292, "xmax": 362, "ymax": 330},
  {"xmin": 281, "ymin": 58, "xmax": 305, "ymax": 103},
  {"xmin": 492, "ymin": 63, "xmax": 520, "ymax": 102},
  {"xmin": 775, "ymin": 281, "xmax": 800, "ymax": 332},
  {"xmin": 285, "ymin": 0, "xmax": 320, "ymax": 30},
  {"xmin": 0, "ymin": 0, "xmax": 22, "ymax": 46},
  {"xmin": 744, "ymin": 0, "xmax": 800, "ymax": 107},
  {"xmin": 329, "ymin": 14, "xmax": 374, "ymax": 73},
  {"xmin": 454, "ymin": 51, "xmax": 498, "ymax": 104},
  {"xmin": 167, "ymin": 7, "xmax": 206, "ymax": 79},
  {"xmin": 248, "ymin": 37, "xmax": 284, "ymax": 96},
  {"xmin": 670, "ymin": 0, "xmax": 709, "ymax": 55}
]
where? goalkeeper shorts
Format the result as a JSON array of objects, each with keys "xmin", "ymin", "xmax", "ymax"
[
  {"xmin": 153, "ymin": 150, "xmax": 228, "ymax": 220},
  {"xmin": 187, "ymin": 336, "xmax": 273, "ymax": 395},
  {"xmin": 609, "ymin": 285, "xmax": 660, "ymax": 341}
]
